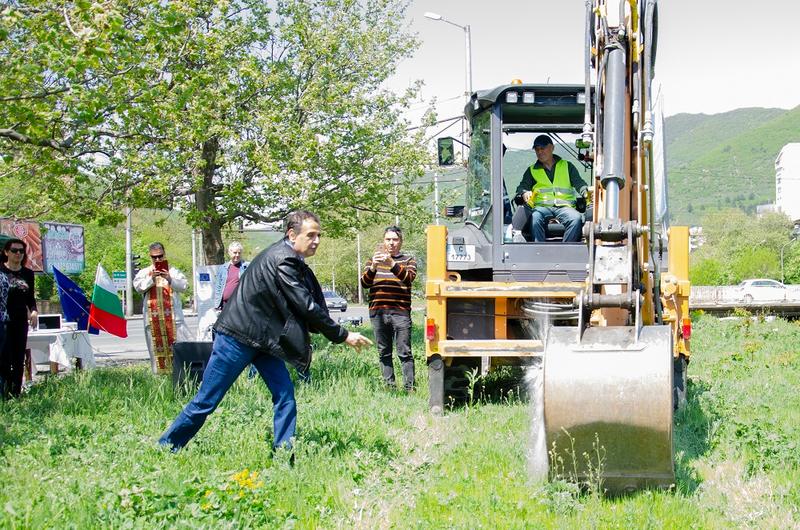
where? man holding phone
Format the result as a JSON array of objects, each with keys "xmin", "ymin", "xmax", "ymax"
[
  {"xmin": 360, "ymin": 226, "xmax": 417, "ymax": 391},
  {"xmin": 133, "ymin": 242, "xmax": 191, "ymax": 373}
]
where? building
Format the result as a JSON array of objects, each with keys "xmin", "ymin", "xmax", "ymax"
[
  {"xmin": 689, "ymin": 226, "xmax": 705, "ymax": 251},
  {"xmin": 776, "ymin": 143, "xmax": 800, "ymax": 223}
]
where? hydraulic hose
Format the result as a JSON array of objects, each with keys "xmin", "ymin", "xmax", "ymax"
[
  {"xmin": 643, "ymin": 0, "xmax": 664, "ymax": 323},
  {"xmin": 582, "ymin": 0, "xmax": 594, "ymax": 144}
]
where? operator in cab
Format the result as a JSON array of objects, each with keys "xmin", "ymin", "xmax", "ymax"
[{"xmin": 513, "ymin": 135, "xmax": 588, "ymax": 242}]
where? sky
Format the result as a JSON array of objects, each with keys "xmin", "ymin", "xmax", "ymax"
[{"xmin": 389, "ymin": 0, "xmax": 800, "ymax": 127}]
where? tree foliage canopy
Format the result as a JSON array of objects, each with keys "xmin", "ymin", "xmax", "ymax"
[
  {"xmin": 689, "ymin": 209, "xmax": 800, "ymax": 285},
  {"xmin": 1, "ymin": 0, "xmax": 429, "ymax": 262}
]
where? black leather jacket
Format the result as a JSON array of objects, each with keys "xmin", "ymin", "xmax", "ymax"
[{"xmin": 214, "ymin": 238, "xmax": 348, "ymax": 371}]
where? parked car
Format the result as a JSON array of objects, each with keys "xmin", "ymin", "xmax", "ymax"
[
  {"xmin": 736, "ymin": 279, "xmax": 787, "ymax": 303},
  {"xmin": 322, "ymin": 290, "xmax": 348, "ymax": 312}
]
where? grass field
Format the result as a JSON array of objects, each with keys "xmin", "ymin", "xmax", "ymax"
[{"xmin": 1, "ymin": 314, "xmax": 799, "ymax": 528}]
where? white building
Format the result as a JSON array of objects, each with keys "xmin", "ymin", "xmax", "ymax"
[
  {"xmin": 775, "ymin": 143, "xmax": 800, "ymax": 223},
  {"xmin": 689, "ymin": 226, "xmax": 705, "ymax": 251}
]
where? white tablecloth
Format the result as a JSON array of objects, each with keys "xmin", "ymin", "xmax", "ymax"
[{"xmin": 27, "ymin": 329, "xmax": 95, "ymax": 370}]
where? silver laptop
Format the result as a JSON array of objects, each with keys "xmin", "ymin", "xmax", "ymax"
[{"xmin": 37, "ymin": 314, "xmax": 63, "ymax": 330}]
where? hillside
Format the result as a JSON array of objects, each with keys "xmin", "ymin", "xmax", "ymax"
[
  {"xmin": 664, "ymin": 108, "xmax": 786, "ymax": 167},
  {"xmin": 666, "ymin": 105, "xmax": 800, "ymax": 224}
]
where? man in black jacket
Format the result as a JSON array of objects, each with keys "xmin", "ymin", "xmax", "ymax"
[{"xmin": 159, "ymin": 210, "xmax": 371, "ymax": 453}]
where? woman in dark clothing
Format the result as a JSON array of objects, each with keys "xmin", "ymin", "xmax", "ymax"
[
  {"xmin": 0, "ymin": 271, "xmax": 8, "ymax": 376},
  {"xmin": 0, "ymin": 238, "xmax": 38, "ymax": 399}
]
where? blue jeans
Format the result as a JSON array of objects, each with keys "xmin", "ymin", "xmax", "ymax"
[
  {"xmin": 530, "ymin": 206, "xmax": 584, "ymax": 242},
  {"xmin": 159, "ymin": 332, "xmax": 297, "ymax": 450}
]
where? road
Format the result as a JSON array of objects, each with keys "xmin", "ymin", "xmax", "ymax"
[{"xmin": 91, "ymin": 305, "xmax": 371, "ymax": 367}]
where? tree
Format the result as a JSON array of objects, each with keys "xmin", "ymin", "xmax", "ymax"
[
  {"xmin": 309, "ymin": 218, "xmax": 428, "ymax": 302},
  {"xmin": 689, "ymin": 209, "xmax": 795, "ymax": 284},
  {"xmin": 1, "ymin": 0, "xmax": 430, "ymax": 263},
  {"xmin": 73, "ymin": 211, "xmax": 195, "ymax": 307}
]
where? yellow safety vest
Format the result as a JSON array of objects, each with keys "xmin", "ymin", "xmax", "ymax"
[{"xmin": 530, "ymin": 159, "xmax": 577, "ymax": 207}]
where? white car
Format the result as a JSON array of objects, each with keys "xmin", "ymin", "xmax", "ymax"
[{"xmin": 737, "ymin": 279, "xmax": 787, "ymax": 303}]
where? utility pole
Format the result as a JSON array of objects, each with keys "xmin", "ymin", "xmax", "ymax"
[
  {"xmin": 191, "ymin": 228, "xmax": 197, "ymax": 313},
  {"xmin": 394, "ymin": 176, "xmax": 400, "ymax": 226},
  {"xmin": 433, "ymin": 171, "xmax": 440, "ymax": 224},
  {"xmin": 124, "ymin": 207, "xmax": 133, "ymax": 316},
  {"xmin": 356, "ymin": 230, "xmax": 363, "ymax": 304}
]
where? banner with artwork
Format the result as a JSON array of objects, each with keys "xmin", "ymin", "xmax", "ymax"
[
  {"xmin": 42, "ymin": 222, "xmax": 85, "ymax": 274},
  {"xmin": 0, "ymin": 219, "xmax": 44, "ymax": 272}
]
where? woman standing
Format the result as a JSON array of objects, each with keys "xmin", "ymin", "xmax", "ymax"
[
  {"xmin": 0, "ymin": 238, "xmax": 38, "ymax": 399},
  {"xmin": 0, "ymin": 270, "xmax": 8, "ymax": 384}
]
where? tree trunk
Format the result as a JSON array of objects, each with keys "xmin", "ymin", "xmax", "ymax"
[
  {"xmin": 195, "ymin": 137, "xmax": 226, "ymax": 265},
  {"xmin": 201, "ymin": 219, "xmax": 225, "ymax": 265}
]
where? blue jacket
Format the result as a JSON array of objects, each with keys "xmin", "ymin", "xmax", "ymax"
[{"xmin": 212, "ymin": 260, "xmax": 249, "ymax": 309}]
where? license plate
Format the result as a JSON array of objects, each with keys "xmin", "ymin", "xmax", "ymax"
[{"xmin": 447, "ymin": 244, "xmax": 475, "ymax": 262}]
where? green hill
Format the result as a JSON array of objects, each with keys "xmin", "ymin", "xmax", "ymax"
[{"xmin": 666, "ymin": 106, "xmax": 800, "ymax": 224}]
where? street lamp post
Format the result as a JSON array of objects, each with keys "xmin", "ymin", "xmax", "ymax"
[
  {"xmin": 425, "ymin": 11, "xmax": 472, "ymax": 163},
  {"xmin": 424, "ymin": 12, "xmax": 472, "ymax": 101}
]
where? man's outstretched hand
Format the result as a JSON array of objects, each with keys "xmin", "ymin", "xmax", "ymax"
[{"xmin": 344, "ymin": 332, "xmax": 373, "ymax": 352}]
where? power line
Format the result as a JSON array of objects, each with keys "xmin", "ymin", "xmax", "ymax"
[
  {"xmin": 414, "ymin": 178, "xmax": 466, "ymax": 184},
  {"xmin": 406, "ymin": 115, "xmax": 462, "ymax": 132}
]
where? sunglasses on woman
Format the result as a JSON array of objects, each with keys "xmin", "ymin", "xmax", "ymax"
[{"xmin": 7, "ymin": 248, "xmax": 25, "ymax": 254}]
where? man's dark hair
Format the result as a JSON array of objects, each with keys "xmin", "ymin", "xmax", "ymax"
[
  {"xmin": 1, "ymin": 238, "xmax": 28, "ymax": 266},
  {"xmin": 384, "ymin": 225, "xmax": 403, "ymax": 240},
  {"xmin": 284, "ymin": 210, "xmax": 320, "ymax": 235},
  {"xmin": 148, "ymin": 242, "xmax": 165, "ymax": 253}
]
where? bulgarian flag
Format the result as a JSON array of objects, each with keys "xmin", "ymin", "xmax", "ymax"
[{"xmin": 88, "ymin": 264, "xmax": 128, "ymax": 338}]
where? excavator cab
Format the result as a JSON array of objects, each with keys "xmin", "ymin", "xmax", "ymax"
[{"xmin": 442, "ymin": 84, "xmax": 594, "ymax": 283}]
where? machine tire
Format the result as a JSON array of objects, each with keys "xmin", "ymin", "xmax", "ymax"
[
  {"xmin": 743, "ymin": 294, "xmax": 753, "ymax": 304},
  {"xmin": 443, "ymin": 359, "xmax": 481, "ymax": 408},
  {"xmin": 673, "ymin": 355, "xmax": 688, "ymax": 411}
]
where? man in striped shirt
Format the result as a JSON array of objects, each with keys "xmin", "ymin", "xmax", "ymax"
[{"xmin": 360, "ymin": 226, "xmax": 417, "ymax": 391}]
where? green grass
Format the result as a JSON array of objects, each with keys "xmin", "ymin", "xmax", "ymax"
[{"xmin": 2, "ymin": 316, "xmax": 800, "ymax": 528}]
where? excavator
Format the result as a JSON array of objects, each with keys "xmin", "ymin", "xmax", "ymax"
[{"xmin": 425, "ymin": 0, "xmax": 691, "ymax": 492}]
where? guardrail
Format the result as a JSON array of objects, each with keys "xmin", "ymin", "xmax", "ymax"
[
  {"xmin": 690, "ymin": 285, "xmax": 800, "ymax": 317},
  {"xmin": 691, "ymin": 285, "xmax": 800, "ymax": 304}
]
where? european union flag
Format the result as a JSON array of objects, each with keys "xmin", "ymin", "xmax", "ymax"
[{"xmin": 53, "ymin": 266, "xmax": 99, "ymax": 334}]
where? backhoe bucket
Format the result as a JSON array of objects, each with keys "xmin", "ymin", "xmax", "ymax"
[{"xmin": 543, "ymin": 325, "xmax": 674, "ymax": 493}]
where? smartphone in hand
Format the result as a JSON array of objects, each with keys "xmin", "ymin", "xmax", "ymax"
[{"xmin": 154, "ymin": 260, "xmax": 170, "ymax": 273}]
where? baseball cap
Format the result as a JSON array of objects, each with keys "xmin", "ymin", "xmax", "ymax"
[{"xmin": 533, "ymin": 135, "xmax": 553, "ymax": 149}]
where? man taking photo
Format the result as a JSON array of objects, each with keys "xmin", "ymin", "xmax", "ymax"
[{"xmin": 360, "ymin": 226, "xmax": 417, "ymax": 391}]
